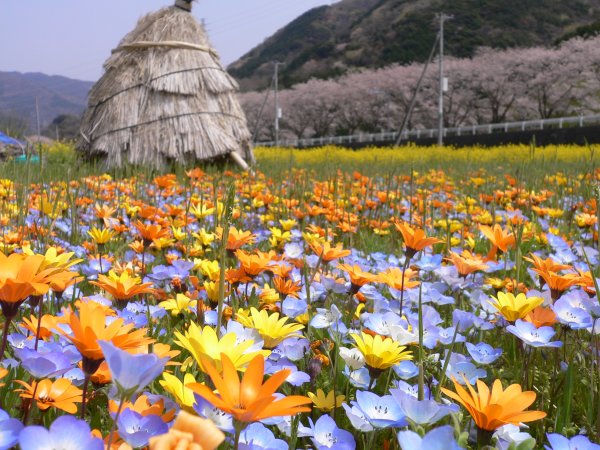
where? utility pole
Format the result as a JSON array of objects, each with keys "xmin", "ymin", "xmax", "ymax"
[
  {"xmin": 274, "ymin": 61, "xmax": 283, "ymax": 146},
  {"xmin": 437, "ymin": 13, "xmax": 452, "ymax": 146}
]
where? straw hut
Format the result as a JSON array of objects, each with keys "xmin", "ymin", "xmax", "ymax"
[{"xmin": 78, "ymin": 0, "xmax": 253, "ymax": 169}]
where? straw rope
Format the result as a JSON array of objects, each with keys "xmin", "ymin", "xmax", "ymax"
[
  {"xmin": 91, "ymin": 111, "xmax": 247, "ymax": 140},
  {"xmin": 113, "ymin": 41, "xmax": 219, "ymax": 58}
]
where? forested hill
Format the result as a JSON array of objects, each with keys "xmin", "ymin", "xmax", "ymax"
[{"xmin": 228, "ymin": 0, "xmax": 600, "ymax": 91}]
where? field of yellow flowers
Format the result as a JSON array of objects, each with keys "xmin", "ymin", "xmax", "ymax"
[{"xmin": 0, "ymin": 143, "xmax": 598, "ymax": 449}]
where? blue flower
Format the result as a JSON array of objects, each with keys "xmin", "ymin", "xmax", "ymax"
[
  {"xmin": 117, "ymin": 409, "xmax": 168, "ymax": 448},
  {"xmin": 392, "ymin": 391, "xmax": 457, "ymax": 425},
  {"xmin": 352, "ymin": 390, "xmax": 407, "ymax": 428},
  {"xmin": 553, "ymin": 298, "xmax": 592, "ymax": 330},
  {"xmin": 506, "ymin": 320, "xmax": 563, "ymax": 348},
  {"xmin": 545, "ymin": 433, "xmax": 600, "ymax": 449},
  {"xmin": 15, "ymin": 348, "xmax": 72, "ymax": 379},
  {"xmin": 0, "ymin": 409, "xmax": 23, "ymax": 450},
  {"xmin": 239, "ymin": 423, "xmax": 287, "ymax": 450},
  {"xmin": 19, "ymin": 415, "xmax": 102, "ymax": 450},
  {"xmin": 98, "ymin": 340, "xmax": 168, "ymax": 398},
  {"xmin": 310, "ymin": 414, "xmax": 355, "ymax": 450},
  {"xmin": 193, "ymin": 396, "xmax": 234, "ymax": 433},
  {"xmin": 465, "ymin": 342, "xmax": 503, "ymax": 364},
  {"xmin": 397, "ymin": 425, "xmax": 463, "ymax": 450}
]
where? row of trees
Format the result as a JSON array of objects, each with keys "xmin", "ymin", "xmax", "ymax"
[{"xmin": 239, "ymin": 36, "xmax": 600, "ymax": 141}]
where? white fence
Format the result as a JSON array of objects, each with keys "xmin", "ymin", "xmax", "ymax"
[{"xmin": 256, "ymin": 114, "xmax": 600, "ymax": 147}]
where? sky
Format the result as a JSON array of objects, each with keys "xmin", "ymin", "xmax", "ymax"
[{"xmin": 0, "ymin": 0, "xmax": 335, "ymax": 82}]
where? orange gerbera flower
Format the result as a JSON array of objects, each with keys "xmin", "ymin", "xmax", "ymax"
[
  {"xmin": 377, "ymin": 267, "xmax": 420, "ymax": 291},
  {"xmin": 395, "ymin": 222, "xmax": 442, "ymax": 258},
  {"xmin": 20, "ymin": 314, "xmax": 57, "ymax": 340},
  {"xmin": 308, "ymin": 241, "xmax": 351, "ymax": 263},
  {"xmin": 90, "ymin": 270, "xmax": 154, "ymax": 306},
  {"xmin": 273, "ymin": 276, "xmax": 301, "ymax": 298},
  {"xmin": 524, "ymin": 305, "xmax": 557, "ymax": 327},
  {"xmin": 15, "ymin": 378, "xmax": 83, "ymax": 414},
  {"xmin": 54, "ymin": 301, "xmax": 152, "ymax": 375},
  {"xmin": 0, "ymin": 253, "xmax": 48, "ymax": 308},
  {"xmin": 133, "ymin": 220, "xmax": 170, "ymax": 246},
  {"xmin": 479, "ymin": 224, "xmax": 516, "ymax": 254},
  {"xmin": 235, "ymin": 250, "xmax": 275, "ymax": 277},
  {"xmin": 441, "ymin": 377, "xmax": 546, "ymax": 432},
  {"xmin": 524, "ymin": 253, "xmax": 571, "ymax": 289},
  {"xmin": 338, "ymin": 263, "xmax": 378, "ymax": 294},
  {"xmin": 48, "ymin": 270, "xmax": 83, "ymax": 298},
  {"xmin": 148, "ymin": 411, "xmax": 224, "ymax": 450},
  {"xmin": 224, "ymin": 227, "xmax": 256, "ymax": 251},
  {"xmin": 187, "ymin": 354, "xmax": 311, "ymax": 423},
  {"xmin": 447, "ymin": 251, "xmax": 489, "ymax": 278},
  {"xmin": 576, "ymin": 269, "xmax": 596, "ymax": 296},
  {"xmin": 109, "ymin": 394, "xmax": 176, "ymax": 423},
  {"xmin": 532, "ymin": 269, "xmax": 580, "ymax": 300}
]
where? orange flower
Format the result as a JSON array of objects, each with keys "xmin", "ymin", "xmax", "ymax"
[
  {"xmin": 273, "ymin": 276, "xmax": 301, "ymax": 298},
  {"xmin": 133, "ymin": 220, "xmax": 170, "ymax": 246},
  {"xmin": 15, "ymin": 378, "xmax": 83, "ymax": 414},
  {"xmin": 479, "ymin": 224, "xmax": 516, "ymax": 254},
  {"xmin": 532, "ymin": 269, "xmax": 580, "ymax": 300},
  {"xmin": 224, "ymin": 227, "xmax": 256, "ymax": 251},
  {"xmin": 395, "ymin": 222, "xmax": 442, "ymax": 258},
  {"xmin": 90, "ymin": 270, "xmax": 154, "ymax": 305},
  {"xmin": 308, "ymin": 241, "xmax": 351, "ymax": 262},
  {"xmin": 235, "ymin": 250, "xmax": 275, "ymax": 277},
  {"xmin": 441, "ymin": 377, "xmax": 546, "ymax": 431},
  {"xmin": 187, "ymin": 354, "xmax": 311, "ymax": 423},
  {"xmin": 20, "ymin": 314, "xmax": 57, "ymax": 340},
  {"xmin": 0, "ymin": 253, "xmax": 50, "ymax": 314},
  {"xmin": 524, "ymin": 306, "xmax": 557, "ymax": 328},
  {"xmin": 149, "ymin": 411, "xmax": 224, "ymax": 450},
  {"xmin": 338, "ymin": 263, "xmax": 377, "ymax": 294},
  {"xmin": 377, "ymin": 267, "xmax": 420, "ymax": 291},
  {"xmin": 48, "ymin": 270, "xmax": 83, "ymax": 298},
  {"xmin": 54, "ymin": 301, "xmax": 152, "ymax": 374},
  {"xmin": 447, "ymin": 251, "xmax": 489, "ymax": 278},
  {"xmin": 110, "ymin": 394, "xmax": 176, "ymax": 423}
]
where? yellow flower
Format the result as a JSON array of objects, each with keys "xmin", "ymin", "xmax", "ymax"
[
  {"xmin": 87, "ymin": 227, "xmax": 116, "ymax": 245},
  {"xmin": 279, "ymin": 219, "xmax": 297, "ymax": 231},
  {"xmin": 269, "ymin": 227, "xmax": 291, "ymax": 248},
  {"xmin": 259, "ymin": 284, "xmax": 280, "ymax": 305},
  {"xmin": 203, "ymin": 281, "xmax": 220, "ymax": 303},
  {"xmin": 159, "ymin": 372, "xmax": 197, "ymax": 413},
  {"xmin": 196, "ymin": 259, "xmax": 220, "ymax": 281},
  {"xmin": 308, "ymin": 389, "xmax": 345, "ymax": 412},
  {"xmin": 171, "ymin": 227, "xmax": 186, "ymax": 241},
  {"xmin": 488, "ymin": 292, "xmax": 544, "ymax": 322},
  {"xmin": 159, "ymin": 294, "xmax": 197, "ymax": 316},
  {"xmin": 152, "ymin": 237, "xmax": 175, "ymax": 250},
  {"xmin": 242, "ymin": 307, "xmax": 305, "ymax": 349},
  {"xmin": 192, "ymin": 228, "xmax": 216, "ymax": 247},
  {"xmin": 22, "ymin": 246, "xmax": 82, "ymax": 271},
  {"xmin": 190, "ymin": 204, "xmax": 215, "ymax": 219},
  {"xmin": 350, "ymin": 332, "xmax": 412, "ymax": 374},
  {"xmin": 174, "ymin": 323, "xmax": 270, "ymax": 373}
]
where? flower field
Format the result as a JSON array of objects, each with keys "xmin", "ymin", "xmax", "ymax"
[{"xmin": 0, "ymin": 143, "xmax": 598, "ymax": 449}]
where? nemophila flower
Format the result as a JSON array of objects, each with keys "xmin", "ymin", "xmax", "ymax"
[
  {"xmin": 446, "ymin": 360, "xmax": 487, "ymax": 385},
  {"xmin": 308, "ymin": 389, "xmax": 345, "ymax": 412},
  {"xmin": 345, "ymin": 390, "xmax": 406, "ymax": 429},
  {"xmin": 506, "ymin": 319, "xmax": 563, "ymax": 348},
  {"xmin": 15, "ymin": 348, "xmax": 72, "ymax": 378},
  {"xmin": 494, "ymin": 424, "xmax": 534, "ymax": 450},
  {"xmin": 488, "ymin": 292, "xmax": 544, "ymax": 322},
  {"xmin": 339, "ymin": 347, "xmax": 366, "ymax": 370},
  {"xmin": 545, "ymin": 433, "xmax": 600, "ymax": 449},
  {"xmin": 238, "ymin": 422, "xmax": 287, "ymax": 450},
  {"xmin": 350, "ymin": 331, "xmax": 412, "ymax": 378},
  {"xmin": 309, "ymin": 240, "xmax": 351, "ymax": 262},
  {"xmin": 309, "ymin": 414, "xmax": 356, "ymax": 450},
  {"xmin": 98, "ymin": 340, "xmax": 167, "ymax": 399},
  {"xmin": 0, "ymin": 408, "xmax": 23, "ymax": 450},
  {"xmin": 310, "ymin": 304, "xmax": 347, "ymax": 333},
  {"xmin": 15, "ymin": 378, "xmax": 82, "ymax": 414},
  {"xmin": 273, "ymin": 337, "xmax": 308, "ymax": 361},
  {"xmin": 397, "ymin": 425, "xmax": 462, "ymax": 450},
  {"xmin": 236, "ymin": 307, "xmax": 304, "ymax": 349},
  {"xmin": 174, "ymin": 322, "xmax": 269, "ymax": 373},
  {"xmin": 392, "ymin": 380, "xmax": 430, "ymax": 400},
  {"xmin": 552, "ymin": 297, "xmax": 592, "ymax": 329},
  {"xmin": 117, "ymin": 408, "xmax": 168, "ymax": 448},
  {"xmin": 395, "ymin": 222, "xmax": 443, "ymax": 259},
  {"xmin": 187, "ymin": 353, "xmax": 311, "ymax": 422},
  {"xmin": 441, "ymin": 377, "xmax": 546, "ymax": 431},
  {"xmin": 19, "ymin": 415, "xmax": 102, "ymax": 450},
  {"xmin": 158, "ymin": 293, "xmax": 197, "ymax": 316},
  {"xmin": 148, "ymin": 410, "xmax": 225, "ymax": 450},
  {"xmin": 392, "ymin": 391, "xmax": 456, "ymax": 425},
  {"xmin": 465, "ymin": 342, "xmax": 503, "ymax": 364},
  {"xmin": 193, "ymin": 396, "xmax": 234, "ymax": 433},
  {"xmin": 90, "ymin": 270, "xmax": 154, "ymax": 306}
]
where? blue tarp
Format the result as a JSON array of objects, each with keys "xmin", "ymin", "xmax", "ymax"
[{"xmin": 0, "ymin": 131, "xmax": 24, "ymax": 147}]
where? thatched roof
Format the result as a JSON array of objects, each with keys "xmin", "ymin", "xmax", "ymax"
[{"xmin": 78, "ymin": 3, "xmax": 253, "ymax": 168}]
